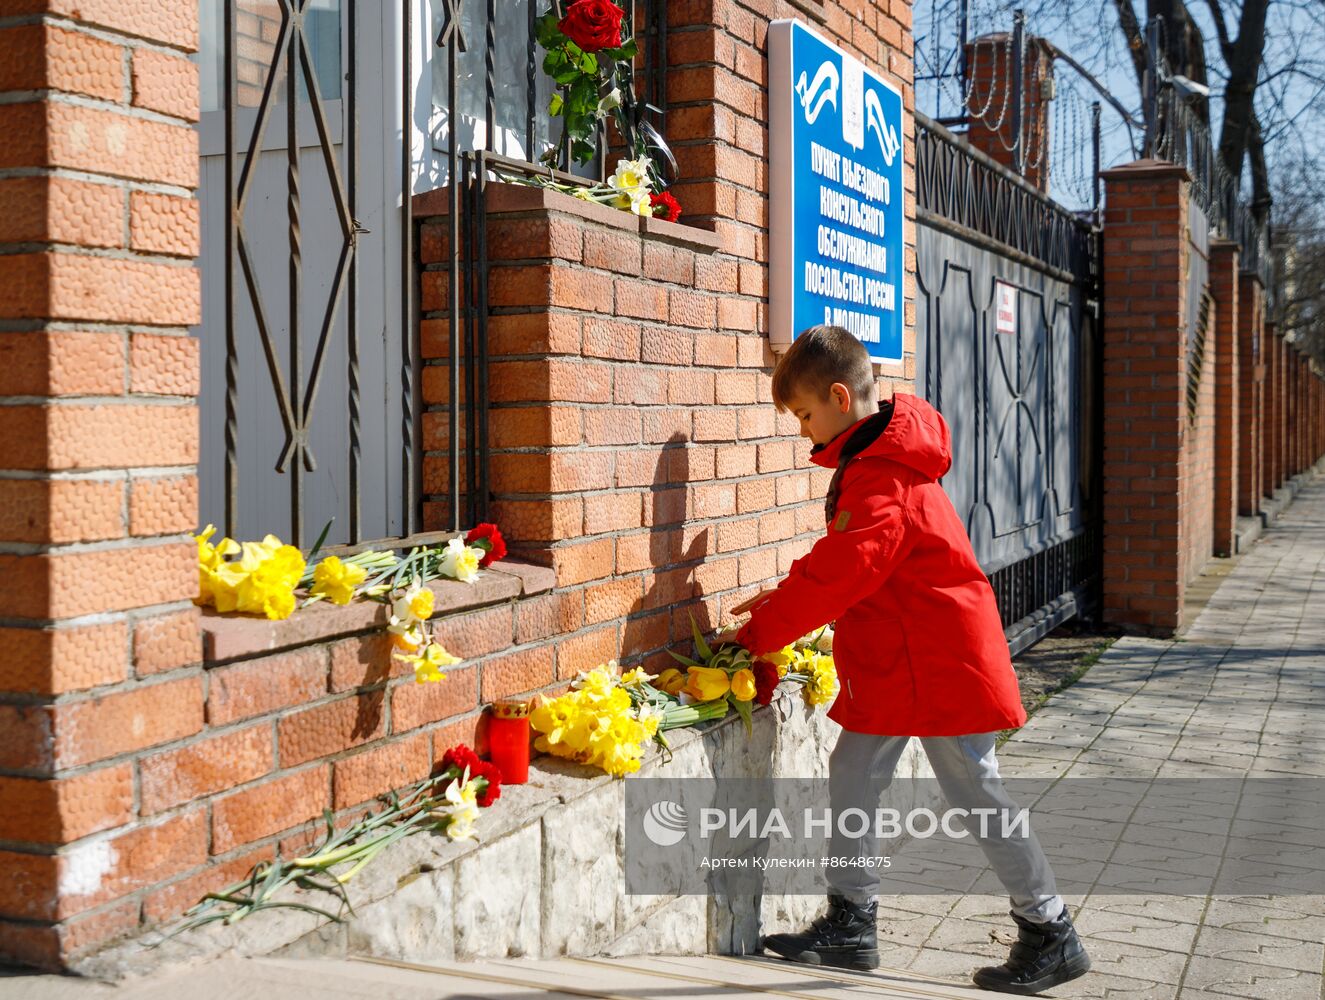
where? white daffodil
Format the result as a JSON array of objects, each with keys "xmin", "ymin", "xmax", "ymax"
[{"xmin": 436, "ymin": 537, "xmax": 481, "ymax": 583}]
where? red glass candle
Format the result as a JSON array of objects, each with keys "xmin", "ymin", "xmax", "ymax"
[{"xmin": 487, "ymin": 700, "xmax": 531, "ymax": 784}]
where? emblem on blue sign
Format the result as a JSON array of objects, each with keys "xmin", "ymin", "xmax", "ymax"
[{"xmin": 770, "ymin": 20, "xmax": 906, "ymax": 364}]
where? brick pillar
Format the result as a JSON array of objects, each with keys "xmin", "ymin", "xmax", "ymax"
[
  {"xmin": 1274, "ymin": 328, "xmax": 1287, "ymax": 489},
  {"xmin": 1237, "ymin": 272, "xmax": 1264, "ymax": 516},
  {"xmin": 964, "ymin": 35, "xmax": 1054, "ymax": 191},
  {"xmin": 0, "ymin": 3, "xmax": 201, "ymax": 969},
  {"xmin": 1099, "ymin": 160, "xmax": 1190, "ymax": 634},
  {"xmin": 1263, "ymin": 324, "xmax": 1279, "ymax": 495},
  {"xmin": 1293, "ymin": 352, "xmax": 1303, "ymax": 476},
  {"xmin": 1208, "ymin": 240, "xmax": 1239, "ymax": 556}
]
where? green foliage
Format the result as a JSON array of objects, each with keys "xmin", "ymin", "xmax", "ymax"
[{"xmin": 534, "ymin": 5, "xmax": 643, "ymax": 169}]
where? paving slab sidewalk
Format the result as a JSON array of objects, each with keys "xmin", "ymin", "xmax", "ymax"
[{"xmin": 872, "ymin": 472, "xmax": 1325, "ymax": 998}]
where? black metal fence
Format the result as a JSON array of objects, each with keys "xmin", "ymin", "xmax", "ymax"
[
  {"xmin": 916, "ymin": 111, "xmax": 1096, "ymax": 280},
  {"xmin": 1141, "ymin": 22, "xmax": 1271, "ymax": 287}
]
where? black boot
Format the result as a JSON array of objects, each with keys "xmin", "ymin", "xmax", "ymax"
[
  {"xmin": 762, "ymin": 894, "xmax": 879, "ymax": 971},
  {"xmin": 972, "ymin": 907, "xmax": 1091, "ymax": 994}
]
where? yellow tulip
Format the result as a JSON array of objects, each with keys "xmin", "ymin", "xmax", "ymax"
[
  {"xmin": 730, "ymin": 668, "xmax": 757, "ymax": 702},
  {"xmin": 684, "ymin": 666, "xmax": 730, "ymax": 702},
  {"xmin": 653, "ymin": 667, "xmax": 686, "ymax": 696}
]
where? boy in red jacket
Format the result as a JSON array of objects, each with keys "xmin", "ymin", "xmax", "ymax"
[{"xmin": 732, "ymin": 326, "xmax": 1090, "ymax": 994}]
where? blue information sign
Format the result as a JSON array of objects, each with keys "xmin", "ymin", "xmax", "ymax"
[{"xmin": 769, "ymin": 20, "xmax": 905, "ymax": 364}]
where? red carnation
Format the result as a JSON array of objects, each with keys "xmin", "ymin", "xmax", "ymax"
[
  {"xmin": 753, "ymin": 660, "xmax": 780, "ymax": 706},
  {"xmin": 440, "ymin": 743, "xmax": 480, "ymax": 777},
  {"xmin": 474, "ymin": 760, "xmax": 503, "ymax": 807},
  {"xmin": 650, "ymin": 191, "xmax": 682, "ymax": 223},
  {"xmin": 464, "ymin": 522, "xmax": 507, "ymax": 567},
  {"xmin": 557, "ymin": 0, "xmax": 624, "ymax": 53}
]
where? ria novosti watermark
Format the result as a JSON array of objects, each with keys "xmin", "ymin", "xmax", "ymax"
[{"xmin": 624, "ymin": 777, "xmax": 1325, "ymax": 896}]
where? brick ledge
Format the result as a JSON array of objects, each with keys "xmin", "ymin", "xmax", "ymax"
[
  {"xmin": 412, "ymin": 181, "xmax": 724, "ymax": 254},
  {"xmin": 201, "ymin": 559, "xmax": 555, "ymax": 663}
]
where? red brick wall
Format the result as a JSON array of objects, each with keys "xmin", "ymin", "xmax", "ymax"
[
  {"xmin": 1207, "ymin": 241, "xmax": 1238, "ymax": 556},
  {"xmin": 1265, "ymin": 324, "xmax": 1282, "ymax": 494},
  {"xmin": 0, "ymin": 0, "xmax": 203, "ymax": 968},
  {"xmin": 1099, "ymin": 161, "xmax": 1191, "ymax": 633},
  {"xmin": 1237, "ymin": 272, "xmax": 1264, "ymax": 516}
]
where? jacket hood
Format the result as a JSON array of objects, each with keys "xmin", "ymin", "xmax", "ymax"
[{"xmin": 811, "ymin": 393, "xmax": 951, "ymax": 482}]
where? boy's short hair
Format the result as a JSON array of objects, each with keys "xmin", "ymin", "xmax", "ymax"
[{"xmin": 771, "ymin": 325, "xmax": 876, "ymax": 412}]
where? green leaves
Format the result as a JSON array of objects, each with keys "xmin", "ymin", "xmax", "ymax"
[
  {"xmin": 690, "ymin": 613, "xmax": 712, "ymax": 662},
  {"xmin": 533, "ymin": 3, "xmax": 646, "ymax": 169}
]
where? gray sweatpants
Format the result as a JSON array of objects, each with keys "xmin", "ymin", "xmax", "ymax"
[{"xmin": 827, "ymin": 731, "xmax": 1064, "ymax": 924}]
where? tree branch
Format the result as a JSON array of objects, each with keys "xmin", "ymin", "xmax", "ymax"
[
  {"xmin": 1114, "ymin": 0, "xmax": 1150, "ymax": 90},
  {"xmin": 1204, "ymin": 0, "xmax": 1234, "ymax": 63}
]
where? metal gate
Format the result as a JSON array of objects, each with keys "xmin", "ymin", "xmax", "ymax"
[
  {"xmin": 196, "ymin": 0, "xmax": 414, "ymax": 549},
  {"xmin": 914, "ymin": 114, "xmax": 1102, "ymax": 653}
]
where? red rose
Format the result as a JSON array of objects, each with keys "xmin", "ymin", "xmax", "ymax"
[
  {"xmin": 650, "ymin": 191, "xmax": 682, "ymax": 223},
  {"xmin": 464, "ymin": 522, "xmax": 507, "ymax": 567},
  {"xmin": 753, "ymin": 660, "xmax": 780, "ymax": 706},
  {"xmin": 557, "ymin": 0, "xmax": 624, "ymax": 53}
]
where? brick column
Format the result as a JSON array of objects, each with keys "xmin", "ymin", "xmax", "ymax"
[
  {"xmin": 1236, "ymin": 271, "xmax": 1264, "ymax": 516},
  {"xmin": 1263, "ymin": 324, "xmax": 1279, "ymax": 495},
  {"xmin": 1288, "ymin": 352, "xmax": 1300, "ymax": 478},
  {"xmin": 1099, "ymin": 161, "xmax": 1190, "ymax": 633},
  {"xmin": 0, "ymin": 2, "xmax": 201, "ymax": 969},
  {"xmin": 1208, "ymin": 240, "xmax": 1239, "ymax": 556},
  {"xmin": 1274, "ymin": 328, "xmax": 1287, "ymax": 490}
]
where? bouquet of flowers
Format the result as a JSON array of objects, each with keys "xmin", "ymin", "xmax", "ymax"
[
  {"xmin": 192, "ymin": 523, "xmax": 507, "ymax": 629},
  {"xmin": 659, "ymin": 618, "xmax": 840, "ymax": 732},
  {"xmin": 529, "ymin": 662, "xmax": 728, "ymax": 776},
  {"xmin": 169, "ymin": 743, "xmax": 501, "ymax": 933},
  {"xmin": 523, "ymin": 0, "xmax": 681, "ymax": 221}
]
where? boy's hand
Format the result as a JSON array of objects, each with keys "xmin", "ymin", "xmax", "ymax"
[{"xmin": 730, "ymin": 588, "xmax": 777, "ymax": 616}]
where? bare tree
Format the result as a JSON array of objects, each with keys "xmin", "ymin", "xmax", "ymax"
[{"xmin": 1272, "ymin": 154, "xmax": 1325, "ymax": 367}]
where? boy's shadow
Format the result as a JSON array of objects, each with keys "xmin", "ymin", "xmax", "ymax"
[{"xmin": 627, "ymin": 432, "xmax": 711, "ymax": 667}]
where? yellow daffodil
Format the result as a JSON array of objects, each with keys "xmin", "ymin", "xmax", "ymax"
[
  {"xmin": 311, "ymin": 555, "xmax": 367, "ymax": 606},
  {"xmin": 608, "ymin": 156, "xmax": 650, "ymax": 195},
  {"xmin": 803, "ymin": 653, "xmax": 838, "ymax": 707},
  {"xmin": 730, "ymin": 667, "xmax": 757, "ymax": 702},
  {"xmin": 684, "ymin": 666, "xmax": 731, "ymax": 702},
  {"xmin": 574, "ymin": 664, "xmax": 618, "ymax": 695},
  {"xmin": 391, "ymin": 579, "xmax": 434, "ymax": 624},
  {"xmin": 653, "ymin": 667, "xmax": 686, "ymax": 696},
  {"xmin": 388, "ymin": 621, "xmax": 424, "ymax": 652},
  {"xmin": 619, "ymin": 667, "xmax": 649, "ymax": 687},
  {"xmin": 394, "ymin": 642, "xmax": 460, "ymax": 684}
]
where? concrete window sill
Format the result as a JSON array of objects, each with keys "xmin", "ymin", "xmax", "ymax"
[{"xmin": 201, "ymin": 559, "xmax": 555, "ymax": 663}]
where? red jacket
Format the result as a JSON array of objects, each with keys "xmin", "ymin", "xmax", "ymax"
[{"xmin": 736, "ymin": 393, "xmax": 1026, "ymax": 736}]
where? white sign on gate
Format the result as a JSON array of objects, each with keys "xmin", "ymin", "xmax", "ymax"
[{"xmin": 995, "ymin": 281, "xmax": 1018, "ymax": 336}]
